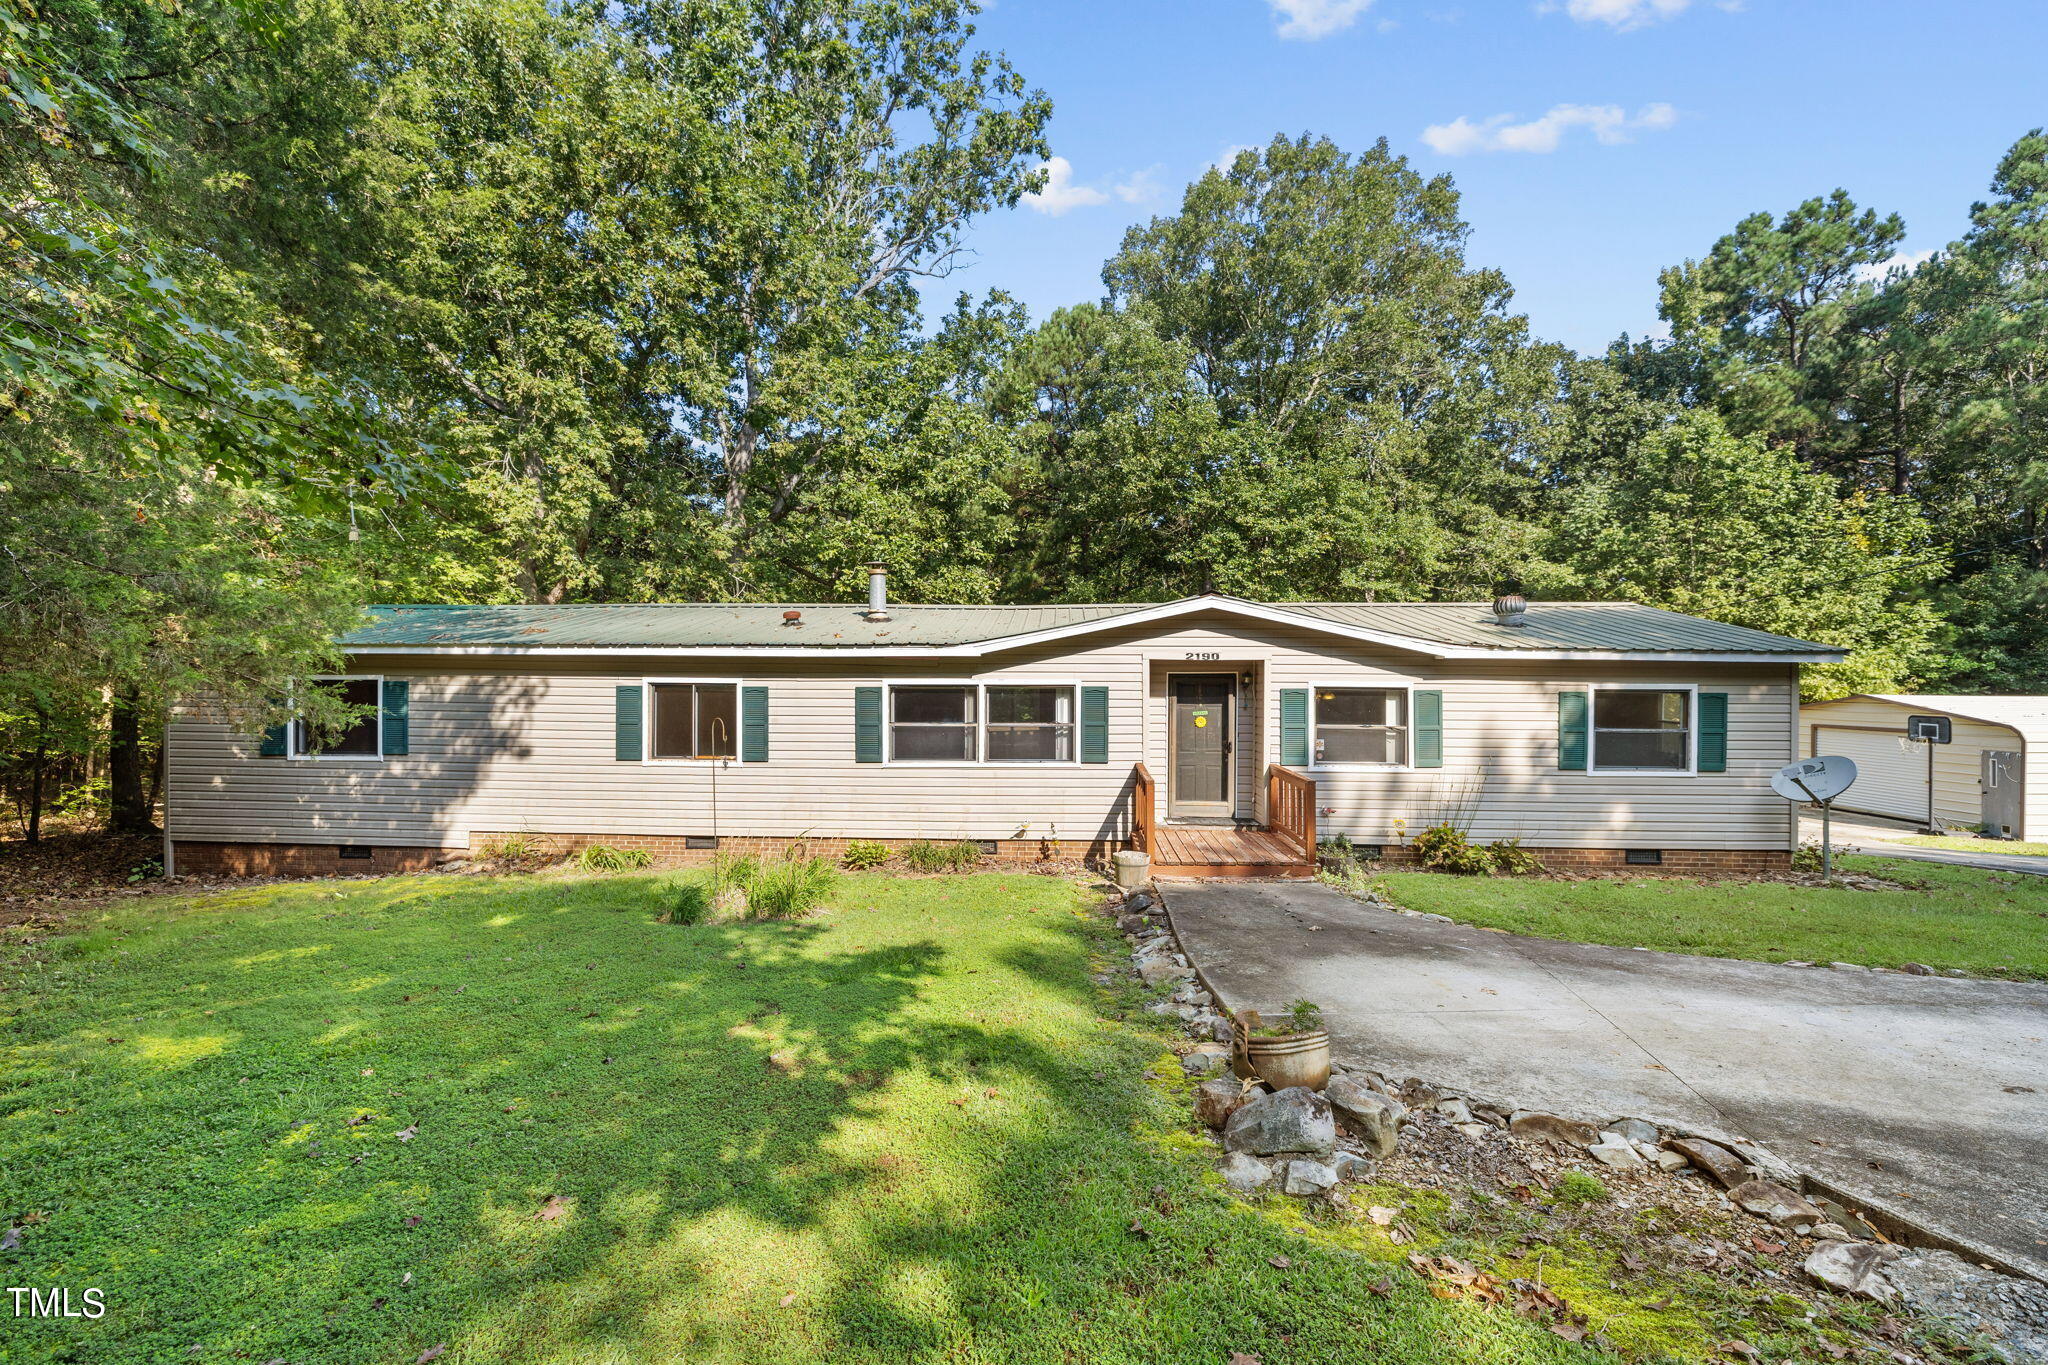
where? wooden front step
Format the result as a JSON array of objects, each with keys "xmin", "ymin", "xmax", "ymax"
[{"xmin": 1147, "ymin": 824, "xmax": 1313, "ymax": 879}]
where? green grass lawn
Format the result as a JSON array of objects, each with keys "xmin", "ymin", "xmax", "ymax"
[
  {"xmin": 1374, "ymin": 856, "xmax": 2048, "ymax": 977},
  {"xmin": 3, "ymin": 869, "xmax": 1643, "ymax": 1365},
  {"xmin": 1894, "ymin": 833, "xmax": 2048, "ymax": 857}
]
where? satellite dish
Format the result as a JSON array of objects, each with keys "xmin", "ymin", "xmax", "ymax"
[{"xmin": 1772, "ymin": 755, "xmax": 1857, "ymax": 804}]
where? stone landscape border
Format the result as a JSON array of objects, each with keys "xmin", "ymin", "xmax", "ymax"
[{"xmin": 1111, "ymin": 881, "xmax": 2048, "ymax": 1363}]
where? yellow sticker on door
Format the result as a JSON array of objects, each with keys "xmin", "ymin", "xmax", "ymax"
[{"xmin": 1193, "ymin": 712, "xmax": 1209, "ymax": 728}]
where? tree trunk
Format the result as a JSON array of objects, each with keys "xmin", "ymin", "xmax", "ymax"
[
  {"xmin": 109, "ymin": 685, "xmax": 156, "ymax": 835},
  {"xmin": 26, "ymin": 741, "xmax": 45, "ymax": 845}
]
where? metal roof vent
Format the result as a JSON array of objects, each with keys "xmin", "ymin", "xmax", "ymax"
[
  {"xmin": 1491, "ymin": 582, "xmax": 1528, "ymax": 628},
  {"xmin": 863, "ymin": 561, "xmax": 891, "ymax": 623},
  {"xmin": 782, "ymin": 609, "xmax": 802, "ymax": 627}
]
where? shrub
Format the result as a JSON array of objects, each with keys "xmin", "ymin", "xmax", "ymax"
[
  {"xmin": 902, "ymin": 839, "xmax": 981, "ymax": 873},
  {"xmin": 711, "ymin": 852, "xmax": 760, "ymax": 888},
  {"xmin": 743, "ymin": 853, "xmax": 839, "ymax": 919},
  {"xmin": 575, "ymin": 844, "xmax": 652, "ymax": 872},
  {"xmin": 1412, "ymin": 822, "xmax": 1493, "ymax": 875},
  {"xmin": 1552, "ymin": 1170, "xmax": 1610, "ymax": 1208},
  {"xmin": 476, "ymin": 834, "xmax": 548, "ymax": 868},
  {"xmin": 1317, "ymin": 833, "xmax": 1370, "ymax": 875},
  {"xmin": 665, "ymin": 882, "xmax": 711, "ymax": 926},
  {"xmin": 1486, "ymin": 838, "xmax": 1544, "ymax": 876},
  {"xmin": 842, "ymin": 840, "xmax": 893, "ymax": 870}
]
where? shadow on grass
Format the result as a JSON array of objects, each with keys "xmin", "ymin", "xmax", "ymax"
[{"xmin": 0, "ymin": 872, "xmax": 1606, "ymax": 1365}]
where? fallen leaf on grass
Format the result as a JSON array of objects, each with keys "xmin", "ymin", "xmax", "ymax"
[
  {"xmin": 1548, "ymin": 1322, "xmax": 1588, "ymax": 1343},
  {"xmin": 1366, "ymin": 1278, "xmax": 1393, "ymax": 1298},
  {"xmin": 416, "ymin": 1347, "xmax": 446, "ymax": 1364},
  {"xmin": 778, "ymin": 1292, "xmax": 797, "ymax": 1308},
  {"xmin": 1227, "ymin": 1354, "xmax": 1262, "ymax": 1365},
  {"xmin": 0, "ymin": 1227, "xmax": 21, "ymax": 1252},
  {"xmin": 1268, "ymin": 1255, "xmax": 1291, "ymax": 1269},
  {"xmin": 1367, "ymin": 1205, "xmax": 1397, "ymax": 1225},
  {"xmin": 395, "ymin": 1125, "xmax": 417, "ymax": 1142},
  {"xmin": 1126, "ymin": 1219, "xmax": 1150, "ymax": 1240},
  {"xmin": 536, "ymin": 1196, "xmax": 569, "ymax": 1222},
  {"xmin": 1749, "ymin": 1237, "xmax": 1785, "ymax": 1255},
  {"xmin": 983, "ymin": 1087, "xmax": 998, "ymax": 1099},
  {"xmin": 404, "ymin": 1216, "xmax": 422, "ymax": 1228}
]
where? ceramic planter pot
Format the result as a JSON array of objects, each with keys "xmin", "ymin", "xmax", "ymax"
[{"xmin": 1231, "ymin": 1008, "xmax": 1332, "ymax": 1091}]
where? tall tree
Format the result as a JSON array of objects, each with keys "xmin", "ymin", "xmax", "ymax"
[
  {"xmin": 1550, "ymin": 411, "xmax": 1947, "ymax": 698},
  {"xmin": 1001, "ymin": 135, "xmax": 1565, "ymax": 600}
]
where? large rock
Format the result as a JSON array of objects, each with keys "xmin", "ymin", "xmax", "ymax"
[
  {"xmin": 1139, "ymin": 958, "xmax": 1194, "ymax": 987},
  {"xmin": 1609, "ymin": 1117, "xmax": 1661, "ymax": 1145},
  {"xmin": 1587, "ymin": 1131, "xmax": 1645, "ymax": 1167},
  {"xmin": 1222, "ymin": 1086, "xmax": 1337, "ymax": 1159},
  {"xmin": 1509, "ymin": 1111, "xmax": 1600, "ymax": 1147},
  {"xmin": 1663, "ymin": 1136, "xmax": 1748, "ymax": 1189},
  {"xmin": 1325, "ymin": 1076, "xmax": 1405, "ymax": 1159},
  {"xmin": 1332, "ymin": 1151, "xmax": 1375, "ymax": 1183},
  {"xmin": 1281, "ymin": 1159, "xmax": 1339, "ymax": 1197},
  {"xmin": 1729, "ymin": 1179, "xmax": 1823, "ymax": 1231},
  {"xmin": 1218, "ymin": 1152, "xmax": 1273, "ymax": 1192},
  {"xmin": 1180, "ymin": 1044, "xmax": 1231, "ymax": 1078},
  {"xmin": 1805, "ymin": 1241, "xmax": 1900, "ymax": 1300},
  {"xmin": 1194, "ymin": 1078, "xmax": 1247, "ymax": 1130}
]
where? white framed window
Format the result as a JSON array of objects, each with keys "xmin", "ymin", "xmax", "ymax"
[
  {"xmin": 645, "ymin": 679, "xmax": 740, "ymax": 761},
  {"xmin": 1311, "ymin": 685, "xmax": 1410, "ymax": 768},
  {"xmin": 1590, "ymin": 684, "xmax": 1696, "ymax": 774},
  {"xmin": 884, "ymin": 681, "xmax": 1081, "ymax": 765},
  {"xmin": 289, "ymin": 676, "xmax": 383, "ymax": 760},
  {"xmin": 985, "ymin": 685, "xmax": 1076, "ymax": 762}
]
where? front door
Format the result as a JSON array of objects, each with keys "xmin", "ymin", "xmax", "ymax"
[
  {"xmin": 1170, "ymin": 676, "xmax": 1236, "ymax": 818},
  {"xmin": 1982, "ymin": 750, "xmax": 2024, "ymax": 839}
]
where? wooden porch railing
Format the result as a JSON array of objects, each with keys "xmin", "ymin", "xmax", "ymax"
[
  {"xmin": 1131, "ymin": 762, "xmax": 1155, "ymax": 853},
  {"xmin": 1266, "ymin": 764, "xmax": 1317, "ymax": 862}
]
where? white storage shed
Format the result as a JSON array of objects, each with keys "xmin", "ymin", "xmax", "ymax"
[{"xmin": 1800, "ymin": 694, "xmax": 2044, "ymax": 839}]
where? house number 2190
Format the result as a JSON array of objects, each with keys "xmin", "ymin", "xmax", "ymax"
[{"xmin": 1184, "ymin": 652, "xmax": 1220, "ymax": 660}]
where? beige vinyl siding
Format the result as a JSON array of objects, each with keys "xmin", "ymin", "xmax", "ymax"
[
  {"xmin": 166, "ymin": 611, "xmax": 1799, "ymax": 852},
  {"xmin": 1802, "ymin": 697, "xmax": 2031, "ymax": 837}
]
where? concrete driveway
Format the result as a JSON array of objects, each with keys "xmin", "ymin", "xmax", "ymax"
[
  {"xmin": 1803, "ymin": 811, "xmax": 2048, "ymax": 878},
  {"xmin": 1164, "ymin": 879, "xmax": 2048, "ymax": 1281}
]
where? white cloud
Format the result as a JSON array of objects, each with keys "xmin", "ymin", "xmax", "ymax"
[
  {"xmin": 1420, "ymin": 102, "xmax": 1678, "ymax": 155},
  {"xmin": 1022, "ymin": 157, "xmax": 1110, "ymax": 216},
  {"xmin": 1264, "ymin": 0, "xmax": 1374, "ymax": 40},
  {"xmin": 1852, "ymin": 248, "xmax": 1937, "ymax": 283},
  {"xmin": 1543, "ymin": 0, "xmax": 1691, "ymax": 29},
  {"xmin": 1114, "ymin": 166, "xmax": 1165, "ymax": 205},
  {"xmin": 1211, "ymin": 144, "xmax": 1259, "ymax": 174}
]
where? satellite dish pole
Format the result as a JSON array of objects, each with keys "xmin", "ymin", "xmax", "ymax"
[{"xmin": 1771, "ymin": 756, "xmax": 1859, "ymax": 885}]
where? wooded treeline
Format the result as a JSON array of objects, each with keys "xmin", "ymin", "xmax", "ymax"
[{"xmin": 5, "ymin": 0, "xmax": 2044, "ymax": 838}]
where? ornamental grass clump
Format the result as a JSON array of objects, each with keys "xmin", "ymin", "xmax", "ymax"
[
  {"xmin": 575, "ymin": 844, "xmax": 652, "ymax": 872},
  {"xmin": 902, "ymin": 839, "xmax": 981, "ymax": 873},
  {"xmin": 743, "ymin": 852, "xmax": 839, "ymax": 920}
]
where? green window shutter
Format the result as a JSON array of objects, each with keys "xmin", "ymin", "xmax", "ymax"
[
  {"xmin": 1698, "ymin": 692, "xmax": 1728, "ymax": 772},
  {"xmin": 855, "ymin": 686, "xmax": 883, "ymax": 763},
  {"xmin": 615, "ymin": 684, "xmax": 643, "ymax": 762},
  {"xmin": 1412, "ymin": 689, "xmax": 1443, "ymax": 768},
  {"xmin": 380, "ymin": 679, "xmax": 409, "ymax": 756},
  {"xmin": 1080, "ymin": 686, "xmax": 1109, "ymax": 763},
  {"xmin": 258, "ymin": 721, "xmax": 288, "ymax": 757},
  {"xmin": 741, "ymin": 685, "xmax": 770, "ymax": 763},
  {"xmin": 1279, "ymin": 689, "xmax": 1309, "ymax": 767},
  {"xmin": 1558, "ymin": 690, "xmax": 1589, "ymax": 771}
]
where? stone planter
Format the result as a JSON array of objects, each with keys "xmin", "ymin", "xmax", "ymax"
[{"xmin": 1111, "ymin": 850, "xmax": 1150, "ymax": 890}]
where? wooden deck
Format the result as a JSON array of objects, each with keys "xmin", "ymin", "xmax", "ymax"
[{"xmin": 1148, "ymin": 824, "xmax": 1314, "ymax": 879}]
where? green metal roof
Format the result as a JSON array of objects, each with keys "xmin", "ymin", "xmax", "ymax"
[{"xmin": 340, "ymin": 597, "xmax": 1841, "ymax": 658}]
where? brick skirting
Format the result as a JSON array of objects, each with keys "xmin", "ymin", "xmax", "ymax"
[
  {"xmin": 173, "ymin": 835, "xmax": 1790, "ymax": 879},
  {"xmin": 466, "ymin": 832, "xmax": 1114, "ymax": 865},
  {"xmin": 1361, "ymin": 844, "xmax": 1792, "ymax": 875},
  {"xmin": 171, "ymin": 841, "xmax": 446, "ymax": 877}
]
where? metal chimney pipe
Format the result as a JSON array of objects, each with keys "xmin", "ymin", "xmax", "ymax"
[{"xmin": 864, "ymin": 561, "xmax": 890, "ymax": 622}]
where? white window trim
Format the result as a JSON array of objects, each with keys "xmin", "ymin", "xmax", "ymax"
[
  {"xmin": 287, "ymin": 674, "xmax": 385, "ymax": 761},
  {"xmin": 641, "ymin": 677, "xmax": 749, "ymax": 763},
  {"xmin": 1587, "ymin": 682, "xmax": 1699, "ymax": 777},
  {"xmin": 881, "ymin": 679, "xmax": 1086, "ymax": 768},
  {"xmin": 1306, "ymin": 682, "xmax": 1415, "ymax": 772}
]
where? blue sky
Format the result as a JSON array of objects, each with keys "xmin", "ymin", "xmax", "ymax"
[{"xmin": 933, "ymin": 0, "xmax": 2048, "ymax": 354}]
